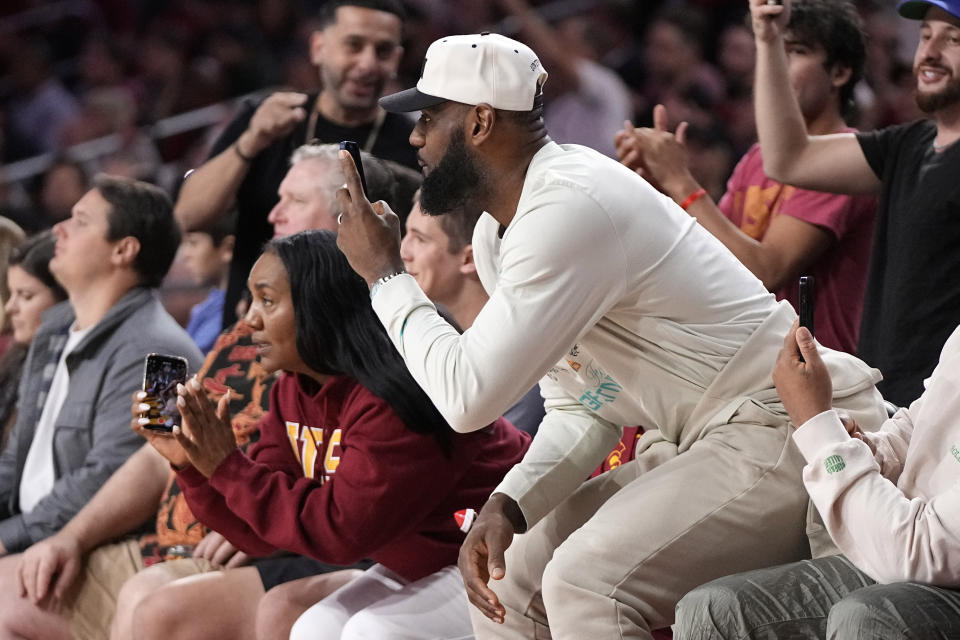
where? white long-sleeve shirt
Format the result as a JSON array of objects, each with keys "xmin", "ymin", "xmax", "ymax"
[
  {"xmin": 794, "ymin": 325, "xmax": 960, "ymax": 586},
  {"xmin": 373, "ymin": 142, "xmax": 881, "ymax": 527}
]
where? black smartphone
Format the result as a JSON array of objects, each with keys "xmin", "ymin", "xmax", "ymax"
[
  {"xmin": 766, "ymin": 0, "xmax": 783, "ymax": 5},
  {"xmin": 339, "ymin": 140, "xmax": 368, "ymax": 196},
  {"xmin": 141, "ymin": 353, "xmax": 189, "ymax": 432},
  {"xmin": 799, "ymin": 275, "xmax": 815, "ymax": 337}
]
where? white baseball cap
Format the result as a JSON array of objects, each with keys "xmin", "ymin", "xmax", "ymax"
[{"xmin": 379, "ymin": 32, "xmax": 549, "ymax": 113}]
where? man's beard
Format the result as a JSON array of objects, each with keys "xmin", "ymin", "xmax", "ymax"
[
  {"xmin": 420, "ymin": 134, "xmax": 485, "ymax": 217},
  {"xmin": 915, "ymin": 67, "xmax": 960, "ymax": 113}
]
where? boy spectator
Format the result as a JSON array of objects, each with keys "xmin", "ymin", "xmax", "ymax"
[
  {"xmin": 180, "ymin": 214, "xmax": 235, "ymax": 353},
  {"xmin": 616, "ymin": 0, "xmax": 876, "ymax": 355},
  {"xmin": 750, "ymin": 0, "xmax": 960, "ymax": 405},
  {"xmin": 401, "ymin": 196, "xmax": 544, "ymax": 435}
]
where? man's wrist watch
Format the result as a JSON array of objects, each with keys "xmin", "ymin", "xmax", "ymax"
[{"xmin": 369, "ymin": 270, "xmax": 406, "ymax": 299}]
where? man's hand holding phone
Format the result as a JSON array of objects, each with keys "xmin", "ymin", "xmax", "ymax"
[
  {"xmin": 772, "ymin": 321, "xmax": 833, "ymax": 427},
  {"xmin": 334, "ymin": 148, "xmax": 405, "ymax": 287}
]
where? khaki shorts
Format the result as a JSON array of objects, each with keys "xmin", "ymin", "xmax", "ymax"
[{"xmin": 66, "ymin": 540, "xmax": 217, "ymax": 640}]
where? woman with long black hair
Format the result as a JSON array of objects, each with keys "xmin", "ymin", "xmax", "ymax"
[
  {"xmin": 132, "ymin": 230, "xmax": 529, "ymax": 640},
  {"xmin": 0, "ymin": 231, "xmax": 67, "ymax": 450}
]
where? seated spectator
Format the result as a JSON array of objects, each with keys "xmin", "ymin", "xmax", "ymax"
[
  {"xmin": 126, "ymin": 231, "xmax": 528, "ymax": 640},
  {"xmin": 180, "ymin": 214, "xmax": 235, "ymax": 353},
  {"xmin": 8, "ymin": 144, "xmax": 416, "ymax": 640},
  {"xmin": 0, "ymin": 175, "xmax": 202, "ymax": 634},
  {"xmin": 0, "ymin": 232, "xmax": 67, "ymax": 452},
  {"xmin": 674, "ymin": 321, "xmax": 960, "ymax": 639},
  {"xmin": 401, "ymin": 194, "xmax": 544, "ymax": 436},
  {"xmin": 615, "ymin": 0, "xmax": 876, "ymax": 355}
]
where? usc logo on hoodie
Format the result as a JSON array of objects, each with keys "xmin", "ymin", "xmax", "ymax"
[{"xmin": 285, "ymin": 422, "xmax": 342, "ymax": 481}]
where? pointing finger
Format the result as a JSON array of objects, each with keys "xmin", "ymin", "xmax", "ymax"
[{"xmin": 339, "ymin": 150, "xmax": 366, "ymax": 208}]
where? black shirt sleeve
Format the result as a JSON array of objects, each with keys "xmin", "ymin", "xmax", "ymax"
[
  {"xmin": 856, "ymin": 121, "xmax": 935, "ymax": 182},
  {"xmin": 207, "ymin": 97, "xmax": 261, "ymax": 159}
]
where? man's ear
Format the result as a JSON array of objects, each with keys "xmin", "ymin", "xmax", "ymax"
[
  {"xmin": 309, "ymin": 31, "xmax": 325, "ymax": 67},
  {"xmin": 112, "ymin": 236, "xmax": 140, "ymax": 269},
  {"xmin": 469, "ymin": 104, "xmax": 496, "ymax": 147},
  {"xmin": 459, "ymin": 244, "xmax": 478, "ymax": 277},
  {"xmin": 831, "ymin": 63, "xmax": 852, "ymax": 90}
]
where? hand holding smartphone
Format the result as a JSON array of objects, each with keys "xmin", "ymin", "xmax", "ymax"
[
  {"xmin": 798, "ymin": 275, "xmax": 815, "ymax": 362},
  {"xmin": 140, "ymin": 353, "xmax": 189, "ymax": 432},
  {"xmin": 798, "ymin": 276, "xmax": 815, "ymax": 337},
  {"xmin": 340, "ymin": 140, "xmax": 368, "ymax": 197}
]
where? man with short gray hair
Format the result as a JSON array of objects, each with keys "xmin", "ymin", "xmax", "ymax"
[{"xmin": 268, "ymin": 142, "xmax": 413, "ymax": 237}]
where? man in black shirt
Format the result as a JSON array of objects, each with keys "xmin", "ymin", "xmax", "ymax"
[
  {"xmin": 751, "ymin": 0, "xmax": 960, "ymax": 406},
  {"xmin": 175, "ymin": 0, "xmax": 415, "ymax": 324}
]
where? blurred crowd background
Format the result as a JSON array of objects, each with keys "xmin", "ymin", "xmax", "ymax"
[{"xmin": 0, "ymin": 0, "xmax": 921, "ymax": 321}]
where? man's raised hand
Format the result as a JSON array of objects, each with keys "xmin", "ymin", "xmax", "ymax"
[
  {"xmin": 334, "ymin": 150, "xmax": 405, "ymax": 286},
  {"xmin": 772, "ymin": 321, "xmax": 833, "ymax": 427},
  {"xmin": 237, "ymin": 92, "xmax": 308, "ymax": 158}
]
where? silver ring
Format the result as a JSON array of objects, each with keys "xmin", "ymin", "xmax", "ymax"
[{"xmin": 337, "ymin": 213, "xmax": 343, "ymax": 224}]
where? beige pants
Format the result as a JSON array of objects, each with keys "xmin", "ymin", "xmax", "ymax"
[
  {"xmin": 65, "ymin": 540, "xmax": 216, "ymax": 640},
  {"xmin": 471, "ymin": 389, "xmax": 886, "ymax": 640}
]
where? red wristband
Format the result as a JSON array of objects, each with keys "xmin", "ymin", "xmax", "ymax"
[{"xmin": 678, "ymin": 187, "xmax": 707, "ymax": 211}]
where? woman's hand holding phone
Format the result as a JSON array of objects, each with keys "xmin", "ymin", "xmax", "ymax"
[
  {"xmin": 131, "ymin": 390, "xmax": 191, "ymax": 469},
  {"xmin": 172, "ymin": 377, "xmax": 238, "ymax": 478}
]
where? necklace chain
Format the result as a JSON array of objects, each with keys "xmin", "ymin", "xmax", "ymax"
[{"xmin": 305, "ymin": 98, "xmax": 385, "ymax": 152}]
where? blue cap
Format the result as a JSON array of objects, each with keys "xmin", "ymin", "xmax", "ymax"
[{"xmin": 898, "ymin": 0, "xmax": 960, "ymax": 21}]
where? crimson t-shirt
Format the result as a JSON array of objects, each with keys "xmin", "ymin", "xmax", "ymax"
[{"xmin": 717, "ymin": 141, "xmax": 876, "ymax": 354}]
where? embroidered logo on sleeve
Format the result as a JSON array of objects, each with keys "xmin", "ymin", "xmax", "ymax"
[{"xmin": 825, "ymin": 455, "xmax": 846, "ymax": 474}]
